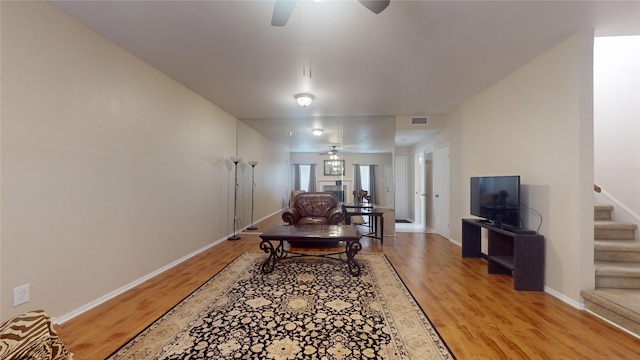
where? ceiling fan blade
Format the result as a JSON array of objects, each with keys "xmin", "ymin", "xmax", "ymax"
[
  {"xmin": 357, "ymin": 0, "xmax": 390, "ymax": 14},
  {"xmin": 271, "ymin": 0, "xmax": 297, "ymax": 26},
  {"xmin": 319, "ymin": 146, "xmax": 339, "ymax": 155}
]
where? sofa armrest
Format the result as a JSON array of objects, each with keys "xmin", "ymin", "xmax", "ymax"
[
  {"xmin": 282, "ymin": 208, "xmax": 301, "ymax": 224},
  {"xmin": 328, "ymin": 208, "xmax": 345, "ymax": 225},
  {"xmin": 0, "ymin": 310, "xmax": 73, "ymax": 360}
]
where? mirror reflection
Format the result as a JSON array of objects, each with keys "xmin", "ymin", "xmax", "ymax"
[{"xmin": 239, "ymin": 116, "xmax": 396, "ymax": 236}]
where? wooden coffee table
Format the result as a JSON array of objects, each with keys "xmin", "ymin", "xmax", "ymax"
[{"xmin": 259, "ymin": 224, "xmax": 363, "ymax": 276}]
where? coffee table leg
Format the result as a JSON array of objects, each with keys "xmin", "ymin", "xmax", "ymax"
[
  {"xmin": 259, "ymin": 239, "xmax": 277, "ymax": 273},
  {"xmin": 274, "ymin": 239, "xmax": 285, "ymax": 259},
  {"xmin": 345, "ymin": 241, "xmax": 363, "ymax": 276}
]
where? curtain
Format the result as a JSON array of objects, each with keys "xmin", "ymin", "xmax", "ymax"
[
  {"xmin": 309, "ymin": 164, "xmax": 317, "ymax": 192},
  {"xmin": 294, "ymin": 164, "xmax": 301, "ymax": 190},
  {"xmin": 369, "ymin": 165, "xmax": 378, "ymax": 204}
]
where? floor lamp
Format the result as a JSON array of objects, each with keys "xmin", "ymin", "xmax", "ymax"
[
  {"xmin": 228, "ymin": 156, "xmax": 242, "ymax": 240},
  {"xmin": 247, "ymin": 161, "xmax": 259, "ymax": 230}
]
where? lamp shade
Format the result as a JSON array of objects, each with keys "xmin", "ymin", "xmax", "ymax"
[
  {"xmin": 294, "ymin": 93, "xmax": 315, "ymax": 107},
  {"xmin": 229, "ymin": 156, "xmax": 242, "ymax": 163},
  {"xmin": 248, "ymin": 161, "xmax": 259, "ymax": 167}
]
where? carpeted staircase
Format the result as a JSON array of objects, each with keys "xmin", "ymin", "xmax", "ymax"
[{"xmin": 581, "ymin": 204, "xmax": 640, "ymax": 336}]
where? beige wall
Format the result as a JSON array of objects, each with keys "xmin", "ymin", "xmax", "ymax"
[
  {"xmin": 431, "ymin": 31, "xmax": 595, "ymax": 304},
  {"xmin": 1, "ymin": 2, "xmax": 244, "ymax": 320},
  {"xmin": 236, "ymin": 121, "xmax": 289, "ymax": 221}
]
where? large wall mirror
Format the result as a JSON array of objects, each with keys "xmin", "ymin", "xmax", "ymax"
[{"xmin": 238, "ymin": 116, "xmax": 396, "ymax": 234}]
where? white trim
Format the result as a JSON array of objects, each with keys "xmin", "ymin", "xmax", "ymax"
[
  {"xmin": 53, "ymin": 237, "xmax": 225, "ymax": 325},
  {"xmin": 545, "ymin": 286, "xmax": 584, "ymax": 309},
  {"xmin": 54, "ymin": 209, "xmax": 283, "ymax": 325},
  {"xmin": 448, "ymin": 238, "xmax": 461, "ymax": 247},
  {"xmin": 595, "ymin": 190, "xmax": 640, "ymax": 240},
  {"xmin": 584, "ymin": 309, "xmax": 640, "ymax": 339},
  {"xmin": 451, "ymin": 240, "xmax": 589, "ymax": 311}
]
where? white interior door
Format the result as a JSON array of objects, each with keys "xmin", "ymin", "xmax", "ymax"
[
  {"xmin": 414, "ymin": 152, "xmax": 424, "ymax": 226},
  {"xmin": 434, "ymin": 144, "xmax": 450, "ymax": 238},
  {"xmin": 394, "ymin": 156, "xmax": 408, "ymax": 219},
  {"xmin": 384, "ymin": 165, "xmax": 394, "ymax": 210}
]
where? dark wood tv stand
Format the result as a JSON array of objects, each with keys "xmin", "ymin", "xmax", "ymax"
[{"xmin": 462, "ymin": 219, "xmax": 544, "ymax": 291}]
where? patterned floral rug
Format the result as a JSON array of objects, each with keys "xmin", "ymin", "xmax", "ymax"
[{"xmin": 107, "ymin": 252, "xmax": 455, "ymax": 359}]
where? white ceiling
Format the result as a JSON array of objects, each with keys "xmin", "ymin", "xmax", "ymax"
[{"xmin": 50, "ymin": 0, "xmax": 639, "ymax": 152}]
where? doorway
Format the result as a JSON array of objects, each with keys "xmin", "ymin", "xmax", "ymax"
[
  {"xmin": 393, "ymin": 157, "xmax": 407, "ymax": 219},
  {"xmin": 413, "ymin": 151, "xmax": 433, "ymax": 232},
  {"xmin": 424, "ymin": 152, "xmax": 433, "ymax": 231}
]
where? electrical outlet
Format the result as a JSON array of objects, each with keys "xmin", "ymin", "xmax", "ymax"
[{"xmin": 13, "ymin": 284, "xmax": 30, "ymax": 307}]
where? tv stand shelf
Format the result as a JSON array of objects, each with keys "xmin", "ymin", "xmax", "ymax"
[{"xmin": 462, "ymin": 219, "xmax": 544, "ymax": 291}]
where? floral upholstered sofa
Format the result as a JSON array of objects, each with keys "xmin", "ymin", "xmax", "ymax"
[{"xmin": 0, "ymin": 310, "xmax": 73, "ymax": 360}]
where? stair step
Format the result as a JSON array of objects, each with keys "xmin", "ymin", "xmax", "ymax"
[
  {"xmin": 595, "ymin": 261, "xmax": 640, "ymax": 289},
  {"xmin": 595, "ymin": 204, "xmax": 614, "ymax": 221},
  {"xmin": 581, "ymin": 288, "xmax": 640, "ymax": 336},
  {"xmin": 595, "ymin": 261, "xmax": 640, "ymax": 276},
  {"xmin": 595, "ymin": 240, "xmax": 640, "ymax": 262},
  {"xmin": 594, "ymin": 220, "xmax": 637, "ymax": 240},
  {"xmin": 589, "ymin": 205, "xmax": 640, "ymax": 332},
  {"xmin": 595, "ymin": 239, "xmax": 640, "ymax": 251}
]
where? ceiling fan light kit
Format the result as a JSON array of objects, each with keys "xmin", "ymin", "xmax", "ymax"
[
  {"xmin": 271, "ymin": 0, "xmax": 390, "ymax": 26},
  {"xmin": 295, "ymin": 93, "xmax": 315, "ymax": 107}
]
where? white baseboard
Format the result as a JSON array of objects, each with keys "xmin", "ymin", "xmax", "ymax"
[
  {"xmin": 448, "ymin": 237, "xmax": 462, "ymax": 247},
  {"xmin": 584, "ymin": 308, "xmax": 640, "ymax": 339},
  {"xmin": 544, "ymin": 286, "xmax": 584, "ymax": 309},
  {"xmin": 54, "ymin": 209, "xmax": 285, "ymax": 325},
  {"xmin": 53, "ymin": 236, "xmax": 227, "ymax": 325},
  {"xmin": 452, "ymin": 237, "xmax": 590, "ymax": 312}
]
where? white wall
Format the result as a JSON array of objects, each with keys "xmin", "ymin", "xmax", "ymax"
[
  {"xmin": 1, "ymin": 2, "xmax": 246, "ymax": 320},
  {"xmin": 594, "ymin": 36, "xmax": 640, "ymax": 227},
  {"xmin": 424, "ymin": 31, "xmax": 595, "ymax": 305}
]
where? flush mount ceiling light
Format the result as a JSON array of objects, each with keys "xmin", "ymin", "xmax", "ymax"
[
  {"xmin": 311, "ymin": 128, "xmax": 323, "ymax": 136},
  {"xmin": 294, "ymin": 93, "xmax": 315, "ymax": 107}
]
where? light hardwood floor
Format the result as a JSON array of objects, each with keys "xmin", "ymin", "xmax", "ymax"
[{"xmin": 56, "ymin": 213, "xmax": 640, "ymax": 359}]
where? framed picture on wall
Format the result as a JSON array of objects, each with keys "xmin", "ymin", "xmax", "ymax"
[{"xmin": 324, "ymin": 160, "xmax": 345, "ymax": 176}]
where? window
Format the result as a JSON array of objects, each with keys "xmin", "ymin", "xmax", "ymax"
[
  {"xmin": 299, "ymin": 164, "xmax": 311, "ymax": 192},
  {"xmin": 359, "ymin": 165, "xmax": 370, "ymax": 192}
]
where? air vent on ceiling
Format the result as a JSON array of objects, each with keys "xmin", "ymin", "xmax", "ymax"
[{"xmin": 410, "ymin": 116, "xmax": 428, "ymax": 125}]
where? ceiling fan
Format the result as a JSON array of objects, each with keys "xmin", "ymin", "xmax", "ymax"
[
  {"xmin": 271, "ymin": 0, "xmax": 390, "ymax": 27},
  {"xmin": 319, "ymin": 145, "xmax": 340, "ymax": 155}
]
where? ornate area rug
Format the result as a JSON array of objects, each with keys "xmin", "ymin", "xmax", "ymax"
[{"xmin": 107, "ymin": 252, "xmax": 455, "ymax": 359}]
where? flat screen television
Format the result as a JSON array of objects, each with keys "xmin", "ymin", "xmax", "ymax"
[{"xmin": 470, "ymin": 175, "xmax": 520, "ymax": 228}]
